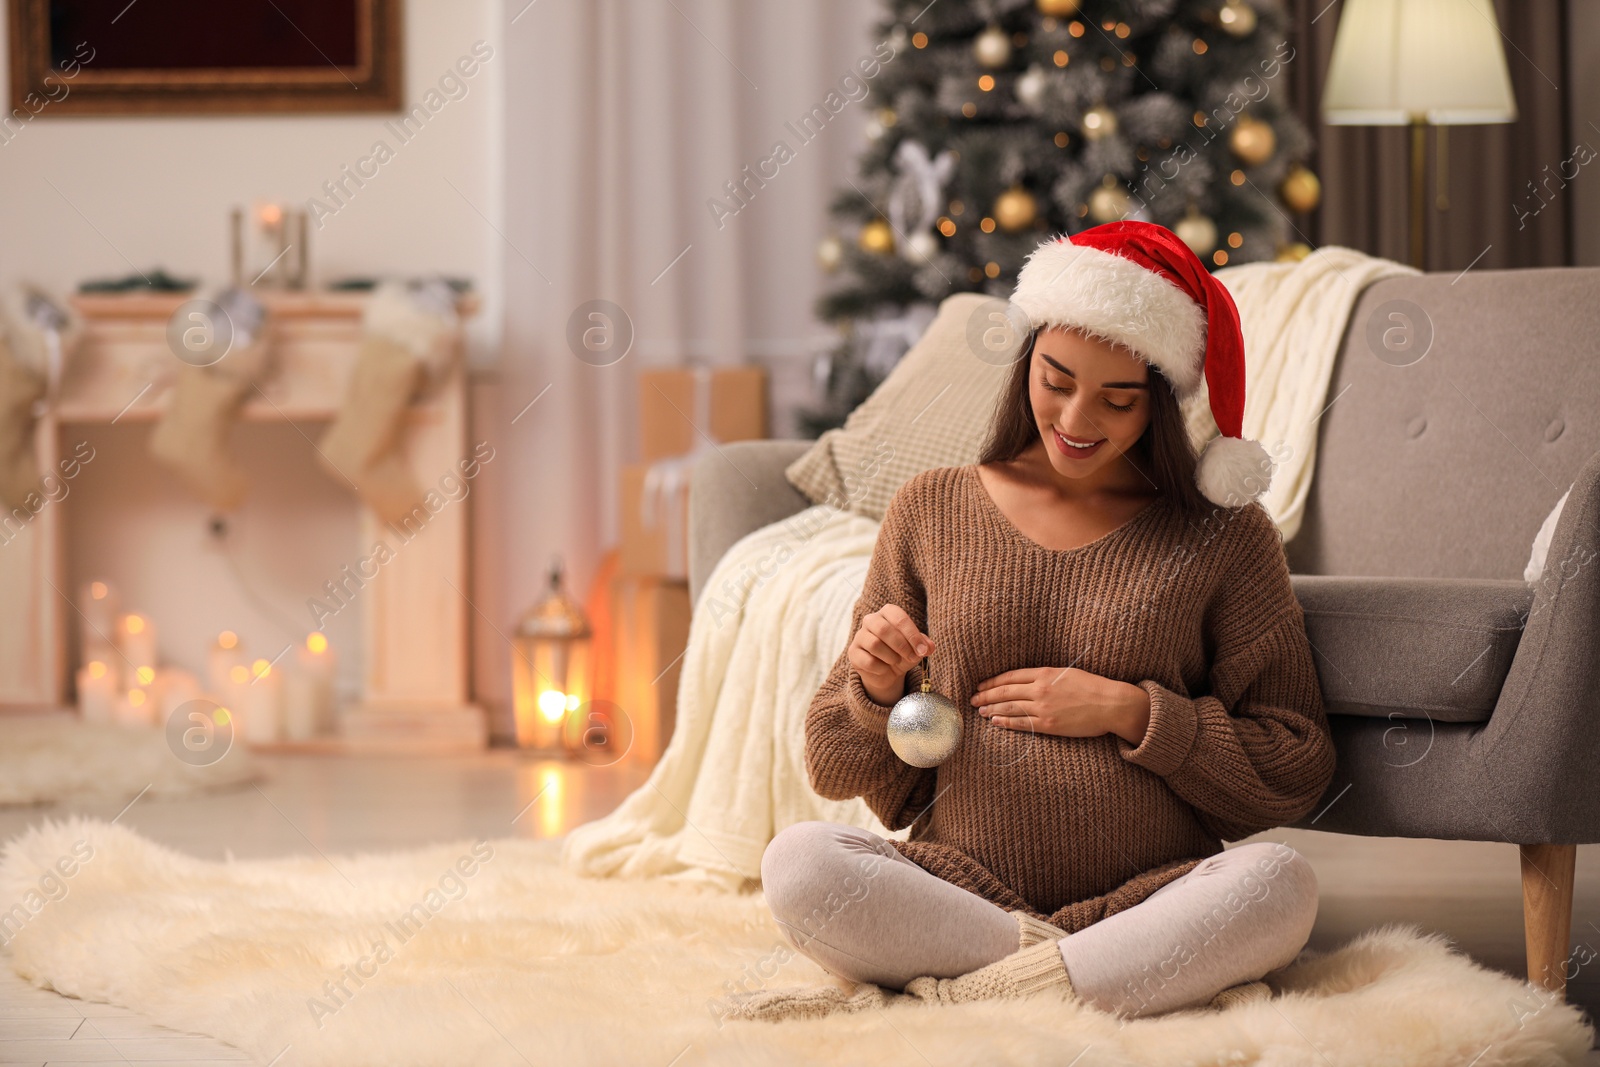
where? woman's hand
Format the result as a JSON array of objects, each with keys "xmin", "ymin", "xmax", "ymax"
[
  {"xmin": 970, "ymin": 667, "xmax": 1151, "ymax": 744},
  {"xmin": 848, "ymin": 603, "xmax": 935, "ymax": 707}
]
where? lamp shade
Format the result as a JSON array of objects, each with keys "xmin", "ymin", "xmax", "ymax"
[{"xmin": 1322, "ymin": 0, "xmax": 1517, "ymax": 125}]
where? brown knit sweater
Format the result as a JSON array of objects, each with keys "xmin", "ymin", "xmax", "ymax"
[{"xmin": 804, "ymin": 464, "xmax": 1335, "ymax": 932}]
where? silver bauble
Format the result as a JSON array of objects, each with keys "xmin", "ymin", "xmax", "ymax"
[
  {"xmin": 902, "ymin": 229, "xmax": 939, "ymax": 264},
  {"xmin": 887, "ymin": 678, "xmax": 963, "ymax": 768},
  {"xmin": 974, "ymin": 25, "xmax": 1012, "ymax": 68},
  {"xmin": 1015, "ymin": 65, "xmax": 1048, "ymax": 108}
]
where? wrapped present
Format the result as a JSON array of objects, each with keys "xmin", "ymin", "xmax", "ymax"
[
  {"xmin": 620, "ymin": 462, "xmax": 690, "ymax": 578},
  {"xmin": 607, "ymin": 573, "xmax": 691, "ymax": 767},
  {"xmin": 639, "ymin": 365, "xmax": 766, "ymax": 463},
  {"xmin": 623, "ymin": 364, "xmax": 767, "ymax": 579}
]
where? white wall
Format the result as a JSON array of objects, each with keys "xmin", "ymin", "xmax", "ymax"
[{"xmin": 0, "ymin": 0, "xmax": 502, "ymax": 696}]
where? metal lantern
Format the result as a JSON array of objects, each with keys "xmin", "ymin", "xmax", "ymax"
[{"xmin": 511, "ymin": 556, "xmax": 593, "ymax": 754}]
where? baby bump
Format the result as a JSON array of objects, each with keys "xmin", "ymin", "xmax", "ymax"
[{"xmin": 930, "ymin": 731, "xmax": 1216, "ymax": 912}]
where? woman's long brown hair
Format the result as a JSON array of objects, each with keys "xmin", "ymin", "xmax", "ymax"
[{"xmin": 975, "ymin": 329, "xmax": 1210, "ymax": 517}]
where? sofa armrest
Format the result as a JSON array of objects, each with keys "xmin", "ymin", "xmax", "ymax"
[
  {"xmin": 687, "ymin": 439, "xmax": 816, "ymax": 608},
  {"xmin": 1478, "ymin": 448, "xmax": 1600, "ymax": 842},
  {"xmin": 1290, "ymin": 574, "xmax": 1530, "ymax": 723}
]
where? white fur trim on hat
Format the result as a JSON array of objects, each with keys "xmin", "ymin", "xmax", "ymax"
[
  {"xmin": 1196, "ymin": 435, "xmax": 1272, "ymax": 507},
  {"xmin": 1010, "ymin": 239, "xmax": 1206, "ymax": 397}
]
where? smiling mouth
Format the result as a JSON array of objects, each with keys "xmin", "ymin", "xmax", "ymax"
[{"xmin": 1053, "ymin": 428, "xmax": 1106, "ymax": 458}]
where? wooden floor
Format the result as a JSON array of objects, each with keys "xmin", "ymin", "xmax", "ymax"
[{"xmin": 0, "ymin": 751, "xmax": 1595, "ymax": 1064}]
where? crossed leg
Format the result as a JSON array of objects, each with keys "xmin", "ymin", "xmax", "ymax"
[{"xmin": 760, "ymin": 820, "xmax": 1318, "ymax": 1017}]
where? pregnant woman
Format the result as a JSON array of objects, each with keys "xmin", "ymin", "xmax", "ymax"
[{"xmin": 751, "ymin": 222, "xmax": 1336, "ymax": 1021}]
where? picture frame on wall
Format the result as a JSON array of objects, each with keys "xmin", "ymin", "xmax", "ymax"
[{"xmin": 7, "ymin": 0, "xmax": 403, "ymax": 116}]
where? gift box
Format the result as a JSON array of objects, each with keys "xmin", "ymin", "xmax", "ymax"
[
  {"xmin": 619, "ymin": 462, "xmax": 689, "ymax": 578},
  {"xmin": 605, "ymin": 573, "xmax": 691, "ymax": 767},
  {"xmin": 639, "ymin": 365, "xmax": 767, "ymax": 463}
]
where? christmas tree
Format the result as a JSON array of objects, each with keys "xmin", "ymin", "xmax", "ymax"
[{"xmin": 798, "ymin": 0, "xmax": 1321, "ymax": 436}]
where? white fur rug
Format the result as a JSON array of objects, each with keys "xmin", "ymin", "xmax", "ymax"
[
  {"xmin": 2, "ymin": 819, "xmax": 1591, "ymax": 1067},
  {"xmin": 0, "ymin": 714, "xmax": 260, "ymax": 806}
]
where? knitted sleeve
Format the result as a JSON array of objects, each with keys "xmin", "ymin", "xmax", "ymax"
[
  {"xmin": 1118, "ymin": 504, "xmax": 1336, "ymax": 841},
  {"xmin": 804, "ymin": 482, "xmax": 939, "ymax": 833}
]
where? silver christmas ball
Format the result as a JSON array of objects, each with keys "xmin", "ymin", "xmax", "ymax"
[
  {"xmin": 974, "ymin": 25, "xmax": 1012, "ymax": 68},
  {"xmin": 887, "ymin": 686, "xmax": 963, "ymax": 767},
  {"xmin": 1016, "ymin": 65, "xmax": 1048, "ymax": 108},
  {"xmin": 902, "ymin": 229, "xmax": 939, "ymax": 264}
]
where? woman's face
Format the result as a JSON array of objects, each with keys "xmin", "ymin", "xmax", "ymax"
[{"xmin": 1028, "ymin": 326, "xmax": 1153, "ymax": 483}]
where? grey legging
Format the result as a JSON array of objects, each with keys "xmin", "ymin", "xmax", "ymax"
[{"xmin": 760, "ymin": 821, "xmax": 1317, "ymax": 1017}]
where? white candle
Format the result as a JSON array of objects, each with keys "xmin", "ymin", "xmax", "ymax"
[
  {"xmin": 76, "ymin": 659, "xmax": 117, "ymax": 723},
  {"xmin": 283, "ymin": 633, "xmax": 336, "ymax": 740},
  {"xmin": 154, "ymin": 667, "xmax": 202, "ymax": 725},
  {"xmin": 79, "ymin": 580, "xmax": 118, "ymax": 656},
  {"xmin": 218, "ymin": 661, "xmax": 251, "ymax": 738},
  {"xmin": 207, "ymin": 630, "xmax": 247, "ymax": 698},
  {"xmin": 113, "ymin": 685, "xmax": 154, "ymax": 729},
  {"xmin": 239, "ymin": 657, "xmax": 283, "ymax": 744},
  {"xmin": 116, "ymin": 613, "xmax": 158, "ymax": 677}
]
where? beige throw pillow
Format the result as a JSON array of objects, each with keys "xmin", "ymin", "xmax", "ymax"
[{"xmin": 785, "ymin": 292, "xmax": 1022, "ymax": 521}]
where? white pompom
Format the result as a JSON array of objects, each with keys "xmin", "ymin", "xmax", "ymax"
[{"xmin": 1195, "ymin": 435, "xmax": 1273, "ymax": 508}]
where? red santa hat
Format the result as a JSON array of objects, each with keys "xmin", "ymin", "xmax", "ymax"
[{"xmin": 1008, "ymin": 220, "xmax": 1270, "ymax": 508}]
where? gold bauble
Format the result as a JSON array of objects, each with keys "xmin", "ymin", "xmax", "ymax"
[
  {"xmin": 1081, "ymin": 105, "xmax": 1118, "ymax": 141},
  {"xmin": 974, "ymin": 25, "xmax": 1012, "ymax": 68},
  {"xmin": 993, "ymin": 187, "xmax": 1038, "ymax": 232},
  {"xmin": 1280, "ymin": 164, "xmax": 1322, "ymax": 213},
  {"xmin": 1218, "ymin": 0, "xmax": 1258, "ymax": 37},
  {"xmin": 1088, "ymin": 178, "xmax": 1131, "ymax": 223},
  {"xmin": 1229, "ymin": 116, "xmax": 1276, "ymax": 166},
  {"xmin": 858, "ymin": 219, "xmax": 895, "ymax": 255},
  {"xmin": 1276, "ymin": 242, "xmax": 1312, "ymax": 262},
  {"xmin": 817, "ymin": 234, "xmax": 843, "ymax": 272},
  {"xmin": 1173, "ymin": 207, "xmax": 1218, "ymax": 257},
  {"xmin": 1036, "ymin": 0, "xmax": 1081, "ymax": 14}
]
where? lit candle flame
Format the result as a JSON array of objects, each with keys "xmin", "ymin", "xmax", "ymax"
[{"xmin": 538, "ymin": 689, "xmax": 567, "ymax": 724}]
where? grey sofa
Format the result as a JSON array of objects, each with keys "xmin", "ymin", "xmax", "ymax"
[{"xmin": 687, "ymin": 267, "xmax": 1600, "ymax": 997}]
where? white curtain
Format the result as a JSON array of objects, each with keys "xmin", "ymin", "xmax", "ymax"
[{"xmin": 479, "ymin": 1, "xmax": 879, "ymax": 716}]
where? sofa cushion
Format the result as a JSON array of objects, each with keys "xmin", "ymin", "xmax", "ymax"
[
  {"xmin": 1291, "ymin": 575, "xmax": 1532, "ymax": 723},
  {"xmin": 785, "ymin": 292, "xmax": 1017, "ymax": 521}
]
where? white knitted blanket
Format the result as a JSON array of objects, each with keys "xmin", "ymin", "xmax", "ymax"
[
  {"xmin": 1200, "ymin": 247, "xmax": 1418, "ymax": 541},
  {"xmin": 562, "ymin": 248, "xmax": 1412, "ymax": 887},
  {"xmin": 561, "ymin": 504, "xmax": 905, "ymax": 891}
]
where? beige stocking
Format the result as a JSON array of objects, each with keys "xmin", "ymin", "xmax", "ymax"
[
  {"xmin": 317, "ymin": 281, "xmax": 458, "ymax": 525},
  {"xmin": 148, "ymin": 360, "xmax": 255, "ymax": 511},
  {"xmin": 148, "ymin": 290, "xmax": 271, "ymax": 512},
  {"xmin": 316, "ymin": 332, "xmax": 425, "ymax": 525}
]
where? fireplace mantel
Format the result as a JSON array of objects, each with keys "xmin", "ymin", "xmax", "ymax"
[{"xmin": 0, "ymin": 289, "xmax": 487, "ymax": 751}]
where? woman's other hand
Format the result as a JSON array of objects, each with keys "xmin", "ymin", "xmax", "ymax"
[
  {"xmin": 849, "ymin": 603, "xmax": 934, "ymax": 706},
  {"xmin": 970, "ymin": 667, "xmax": 1151, "ymax": 744}
]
